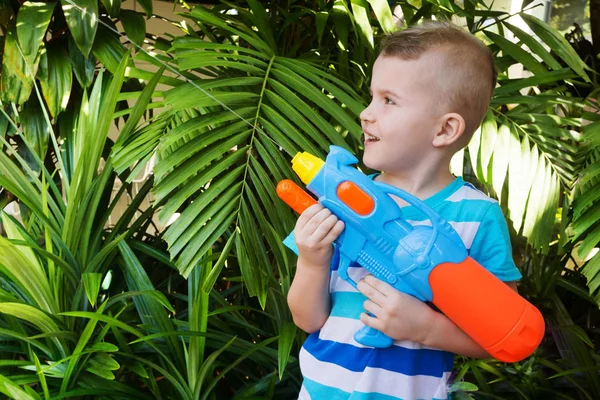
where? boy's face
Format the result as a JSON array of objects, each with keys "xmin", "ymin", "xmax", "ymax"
[{"xmin": 360, "ymin": 54, "xmax": 442, "ymax": 174}]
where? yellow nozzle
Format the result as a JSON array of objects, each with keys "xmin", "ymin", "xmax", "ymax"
[{"xmin": 292, "ymin": 152, "xmax": 325, "ymax": 184}]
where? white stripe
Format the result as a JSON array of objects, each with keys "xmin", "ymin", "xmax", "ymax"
[
  {"xmin": 355, "ymin": 368, "xmax": 450, "ymax": 400},
  {"xmin": 319, "ymin": 316, "xmax": 441, "ymax": 351},
  {"xmin": 300, "ymin": 348, "xmax": 449, "ymax": 400},
  {"xmin": 450, "ymin": 221, "xmax": 480, "ymax": 248},
  {"xmin": 330, "ymin": 267, "xmax": 368, "ymax": 292},
  {"xmin": 445, "ymin": 186, "xmax": 495, "ymax": 202}
]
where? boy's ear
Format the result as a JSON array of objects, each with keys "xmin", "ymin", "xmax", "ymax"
[{"xmin": 432, "ymin": 113, "xmax": 465, "ymax": 147}]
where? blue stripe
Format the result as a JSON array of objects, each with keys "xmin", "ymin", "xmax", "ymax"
[
  {"xmin": 304, "ymin": 334, "xmax": 454, "ymax": 377},
  {"xmin": 402, "ymin": 199, "xmax": 493, "ymax": 221},
  {"xmin": 302, "ymin": 378, "xmax": 351, "ymax": 400},
  {"xmin": 330, "ymin": 291, "xmax": 365, "ymax": 319}
]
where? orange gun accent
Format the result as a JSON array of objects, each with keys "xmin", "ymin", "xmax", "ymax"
[
  {"xmin": 276, "ymin": 180, "xmax": 317, "ymax": 214},
  {"xmin": 337, "ymin": 181, "xmax": 375, "ymax": 215}
]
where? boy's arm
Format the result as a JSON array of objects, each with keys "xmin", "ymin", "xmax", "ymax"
[
  {"xmin": 287, "ymin": 257, "xmax": 331, "ymax": 333},
  {"xmin": 422, "ymin": 306, "xmax": 490, "ymax": 358},
  {"xmin": 285, "ymin": 204, "xmax": 345, "ymax": 333}
]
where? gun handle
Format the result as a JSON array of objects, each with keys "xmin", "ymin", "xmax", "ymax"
[
  {"xmin": 276, "ymin": 180, "xmax": 318, "ymax": 214},
  {"xmin": 354, "ymin": 322, "xmax": 394, "ymax": 348}
]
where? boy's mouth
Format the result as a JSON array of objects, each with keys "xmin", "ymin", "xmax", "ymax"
[{"xmin": 363, "ymin": 132, "xmax": 380, "ymax": 143}]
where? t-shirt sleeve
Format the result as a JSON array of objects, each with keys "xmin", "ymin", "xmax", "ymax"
[
  {"xmin": 283, "ymin": 231, "xmax": 299, "ymax": 255},
  {"xmin": 469, "ymin": 202, "xmax": 522, "ymax": 282}
]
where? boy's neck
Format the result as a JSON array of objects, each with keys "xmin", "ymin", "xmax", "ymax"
[{"xmin": 375, "ymin": 169, "xmax": 456, "ymax": 202}]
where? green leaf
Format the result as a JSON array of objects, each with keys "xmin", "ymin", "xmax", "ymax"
[
  {"xmin": 494, "ymin": 69, "xmax": 576, "ymax": 95},
  {"xmin": 0, "ymin": 26, "xmax": 34, "ymax": 104},
  {"xmin": 246, "ymin": 0, "xmax": 276, "ymax": 51},
  {"xmin": 449, "ymin": 381, "xmax": 479, "ymax": 392},
  {"xmin": 484, "ymin": 30, "xmax": 547, "ymax": 75},
  {"xmin": 502, "ymin": 21, "xmax": 562, "ymax": 71},
  {"xmin": 100, "ymin": 0, "xmax": 120, "ymax": 17},
  {"xmin": 477, "ymin": 110, "xmax": 497, "ymax": 184},
  {"xmin": 581, "ymin": 254, "xmax": 600, "ymax": 304},
  {"xmin": 69, "ymin": 35, "xmax": 95, "ymax": 88},
  {"xmin": 162, "ymin": 173, "xmax": 243, "ymax": 254},
  {"xmin": 270, "ymin": 64, "xmax": 361, "ymax": 140},
  {"xmin": 89, "ymin": 353, "xmax": 120, "ymax": 371},
  {"xmin": 20, "ymin": 96, "xmax": 51, "ymax": 165},
  {"xmin": 62, "ymin": 0, "xmax": 99, "ymax": 57},
  {"xmin": 131, "ymin": 362, "xmax": 149, "ymax": 378},
  {"xmin": 200, "ymin": 336, "xmax": 278, "ymax": 400},
  {"xmin": 89, "ymin": 342, "xmax": 119, "ymax": 352},
  {"xmin": 39, "ymin": 43, "xmax": 72, "ymax": 118},
  {"xmin": 118, "ymin": 242, "xmax": 185, "ymax": 369},
  {"xmin": 520, "ymin": 13, "xmax": 591, "ymax": 83},
  {"xmin": 277, "ymin": 322, "xmax": 296, "ymax": 379},
  {"xmin": 315, "ymin": 11, "xmax": 329, "ymax": 47},
  {"xmin": 0, "ymin": 374, "xmax": 39, "ymax": 400},
  {"xmin": 60, "ymin": 303, "xmax": 109, "ymax": 392},
  {"xmin": 85, "ymin": 365, "xmax": 115, "ymax": 380},
  {"xmin": 350, "ymin": 0, "xmax": 374, "ymax": 48},
  {"xmin": 0, "ymin": 303, "xmax": 62, "ymax": 345},
  {"xmin": 0, "ymin": 214, "xmax": 57, "ymax": 315},
  {"xmin": 31, "ymin": 351, "xmax": 49, "ymax": 400},
  {"xmin": 119, "ymin": 10, "xmax": 146, "ymax": 48},
  {"xmin": 491, "ymin": 122, "xmax": 509, "ymax": 203},
  {"xmin": 16, "ymin": 2, "xmax": 55, "ymax": 65},
  {"xmin": 188, "ymin": 6, "xmax": 272, "ymax": 55},
  {"xmin": 202, "ymin": 231, "xmax": 236, "ymax": 292},
  {"xmin": 332, "ymin": 0, "xmax": 352, "ymax": 57},
  {"xmin": 91, "ymin": 24, "xmax": 128, "ymax": 74},
  {"xmin": 366, "ymin": 0, "xmax": 396, "ymax": 32},
  {"xmin": 135, "ymin": 0, "xmax": 152, "ymax": 16},
  {"xmin": 82, "ymin": 273, "xmax": 102, "ymax": 307},
  {"xmin": 114, "ymin": 65, "xmax": 164, "ymax": 146}
]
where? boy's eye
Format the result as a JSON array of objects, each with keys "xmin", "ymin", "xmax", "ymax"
[{"xmin": 384, "ymin": 97, "xmax": 395, "ymax": 105}]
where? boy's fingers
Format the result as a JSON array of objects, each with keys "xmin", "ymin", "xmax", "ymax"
[
  {"xmin": 310, "ymin": 214, "xmax": 340, "ymax": 240},
  {"xmin": 360, "ymin": 312, "xmax": 383, "ymax": 331},
  {"xmin": 296, "ymin": 205, "xmax": 330, "ymax": 232},
  {"xmin": 322, "ymin": 220, "xmax": 345, "ymax": 243},
  {"xmin": 300, "ymin": 209, "xmax": 333, "ymax": 237},
  {"xmin": 298, "ymin": 203, "xmax": 324, "ymax": 223},
  {"xmin": 357, "ymin": 277, "xmax": 388, "ymax": 305},
  {"xmin": 363, "ymin": 274, "xmax": 395, "ymax": 297},
  {"xmin": 363, "ymin": 299, "xmax": 383, "ymax": 317}
]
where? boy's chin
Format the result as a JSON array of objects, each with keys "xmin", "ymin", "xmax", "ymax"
[
  {"xmin": 362, "ymin": 156, "xmax": 383, "ymax": 171},
  {"xmin": 363, "ymin": 151, "xmax": 382, "ymax": 170}
]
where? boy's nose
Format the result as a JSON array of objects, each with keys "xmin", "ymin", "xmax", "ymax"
[{"xmin": 360, "ymin": 104, "xmax": 375, "ymax": 123}]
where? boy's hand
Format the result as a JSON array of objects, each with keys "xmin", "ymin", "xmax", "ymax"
[
  {"xmin": 357, "ymin": 274, "xmax": 436, "ymax": 343},
  {"xmin": 294, "ymin": 204, "xmax": 345, "ymax": 270}
]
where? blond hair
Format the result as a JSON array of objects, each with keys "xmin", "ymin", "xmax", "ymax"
[{"xmin": 379, "ymin": 21, "xmax": 496, "ymax": 145}]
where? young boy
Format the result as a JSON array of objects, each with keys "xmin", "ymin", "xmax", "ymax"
[{"xmin": 285, "ymin": 21, "xmax": 522, "ymax": 399}]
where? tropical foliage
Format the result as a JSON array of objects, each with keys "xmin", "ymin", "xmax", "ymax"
[{"xmin": 0, "ymin": 0, "xmax": 598, "ymax": 398}]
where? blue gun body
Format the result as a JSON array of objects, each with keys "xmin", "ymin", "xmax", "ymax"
[{"xmin": 306, "ymin": 146, "xmax": 468, "ymax": 347}]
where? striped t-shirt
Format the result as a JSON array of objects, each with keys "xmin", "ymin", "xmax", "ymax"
[{"xmin": 284, "ymin": 176, "xmax": 522, "ymax": 400}]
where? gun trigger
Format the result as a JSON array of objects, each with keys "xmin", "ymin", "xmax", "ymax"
[{"xmin": 338, "ymin": 254, "xmax": 358, "ymax": 289}]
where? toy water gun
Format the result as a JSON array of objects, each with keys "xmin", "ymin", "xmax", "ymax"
[{"xmin": 276, "ymin": 145, "xmax": 544, "ymax": 362}]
